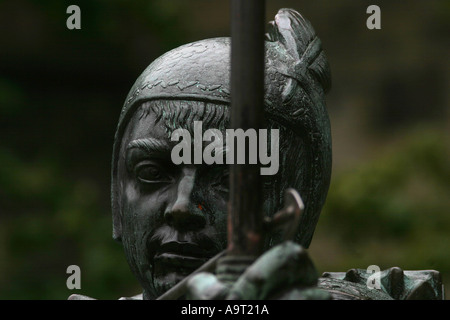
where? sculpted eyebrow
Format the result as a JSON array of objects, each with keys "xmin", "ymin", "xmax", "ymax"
[{"xmin": 127, "ymin": 138, "xmax": 171, "ymax": 154}]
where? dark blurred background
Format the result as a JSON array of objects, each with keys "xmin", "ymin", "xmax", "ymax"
[{"xmin": 0, "ymin": 0, "xmax": 448, "ymax": 299}]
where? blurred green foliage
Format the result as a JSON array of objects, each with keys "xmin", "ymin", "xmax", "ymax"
[
  {"xmin": 0, "ymin": 147, "xmax": 139, "ymax": 299},
  {"xmin": 311, "ymin": 127, "xmax": 450, "ymax": 298},
  {"xmin": 325, "ymin": 128, "xmax": 450, "ymax": 242}
]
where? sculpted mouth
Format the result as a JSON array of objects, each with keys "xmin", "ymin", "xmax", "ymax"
[
  {"xmin": 153, "ymin": 241, "xmax": 211, "ymax": 272},
  {"xmin": 155, "ymin": 253, "xmax": 208, "ymax": 268}
]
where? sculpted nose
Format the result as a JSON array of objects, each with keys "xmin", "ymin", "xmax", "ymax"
[{"xmin": 165, "ymin": 168, "xmax": 205, "ymax": 230}]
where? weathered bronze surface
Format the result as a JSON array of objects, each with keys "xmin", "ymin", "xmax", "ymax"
[
  {"xmin": 69, "ymin": 7, "xmax": 444, "ymax": 301},
  {"xmin": 105, "ymin": 7, "xmax": 332, "ymax": 300}
]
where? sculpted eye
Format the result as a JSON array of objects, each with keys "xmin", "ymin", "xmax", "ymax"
[{"xmin": 136, "ymin": 164, "xmax": 171, "ymax": 184}]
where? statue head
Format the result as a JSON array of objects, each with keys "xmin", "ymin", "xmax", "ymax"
[{"xmin": 111, "ymin": 8, "xmax": 331, "ymax": 299}]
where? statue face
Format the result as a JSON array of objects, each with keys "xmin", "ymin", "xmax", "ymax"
[
  {"xmin": 112, "ymin": 8, "xmax": 332, "ymax": 299},
  {"xmin": 117, "ymin": 108, "xmax": 229, "ymax": 298}
]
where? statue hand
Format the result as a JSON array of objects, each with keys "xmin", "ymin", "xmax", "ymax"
[{"xmin": 187, "ymin": 241, "xmax": 330, "ymax": 300}]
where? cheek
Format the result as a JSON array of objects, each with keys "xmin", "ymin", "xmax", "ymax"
[
  {"xmin": 203, "ymin": 192, "xmax": 229, "ymax": 246},
  {"xmin": 121, "ymin": 186, "xmax": 169, "ymax": 276},
  {"xmin": 121, "ymin": 182, "xmax": 167, "ymax": 239}
]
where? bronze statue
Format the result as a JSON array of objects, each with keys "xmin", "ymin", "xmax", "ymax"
[{"xmin": 69, "ymin": 7, "xmax": 444, "ymax": 300}]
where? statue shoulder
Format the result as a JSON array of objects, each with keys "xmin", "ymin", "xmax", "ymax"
[{"xmin": 319, "ymin": 267, "xmax": 444, "ymax": 300}]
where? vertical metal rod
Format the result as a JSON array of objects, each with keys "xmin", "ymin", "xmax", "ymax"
[{"xmin": 228, "ymin": 0, "xmax": 266, "ymax": 257}]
